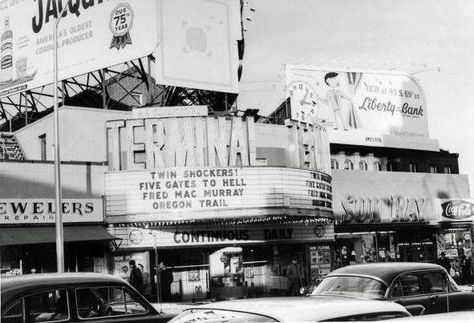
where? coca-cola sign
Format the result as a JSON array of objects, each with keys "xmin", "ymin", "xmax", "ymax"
[{"xmin": 441, "ymin": 200, "xmax": 474, "ymax": 220}]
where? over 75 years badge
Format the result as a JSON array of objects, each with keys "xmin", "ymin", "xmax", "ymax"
[{"xmin": 109, "ymin": 3, "xmax": 134, "ymax": 49}]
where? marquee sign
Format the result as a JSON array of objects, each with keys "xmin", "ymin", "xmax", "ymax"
[
  {"xmin": 0, "ymin": 199, "xmax": 103, "ymax": 224},
  {"xmin": 108, "ymin": 223, "xmax": 335, "ymax": 249},
  {"xmin": 105, "ymin": 166, "xmax": 332, "ymax": 222},
  {"xmin": 106, "ymin": 115, "xmax": 330, "ymax": 174},
  {"xmin": 0, "ymin": 0, "xmax": 158, "ymax": 98}
]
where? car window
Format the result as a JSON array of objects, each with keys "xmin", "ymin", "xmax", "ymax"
[
  {"xmin": 312, "ymin": 276, "xmax": 387, "ymax": 299},
  {"xmin": 399, "ymin": 274, "xmax": 421, "ymax": 296},
  {"xmin": 76, "ymin": 286, "xmax": 147, "ymax": 319},
  {"xmin": 24, "ymin": 289, "xmax": 69, "ymax": 322},
  {"xmin": 391, "ymin": 279, "xmax": 403, "ymax": 298},
  {"xmin": 2, "ymin": 300, "xmax": 23, "ymax": 323},
  {"xmin": 169, "ymin": 309, "xmax": 278, "ymax": 323},
  {"xmin": 418, "ymin": 272, "xmax": 447, "ymax": 294}
]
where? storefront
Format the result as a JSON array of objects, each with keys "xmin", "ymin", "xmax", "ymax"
[
  {"xmin": 104, "ymin": 107, "xmax": 334, "ymax": 300},
  {"xmin": 0, "ymin": 197, "xmax": 113, "ymax": 276},
  {"xmin": 108, "ymin": 221, "xmax": 333, "ymax": 301},
  {"xmin": 332, "ymin": 170, "xmax": 473, "ymax": 268}
]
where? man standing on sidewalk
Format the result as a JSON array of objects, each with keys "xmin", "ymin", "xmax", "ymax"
[
  {"xmin": 286, "ymin": 257, "xmax": 302, "ymax": 296},
  {"xmin": 129, "ymin": 259, "xmax": 144, "ymax": 294}
]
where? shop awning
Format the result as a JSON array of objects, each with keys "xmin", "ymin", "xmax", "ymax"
[{"xmin": 0, "ymin": 225, "xmax": 118, "ymax": 247}]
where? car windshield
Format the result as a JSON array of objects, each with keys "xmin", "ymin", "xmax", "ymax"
[{"xmin": 311, "ymin": 275, "xmax": 387, "ymax": 299}]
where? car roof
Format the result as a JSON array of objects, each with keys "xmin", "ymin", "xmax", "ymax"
[
  {"xmin": 328, "ymin": 262, "xmax": 445, "ymax": 285},
  {"xmin": 1, "ymin": 273, "xmax": 127, "ymax": 307},
  {"xmin": 182, "ymin": 296, "xmax": 410, "ymax": 322}
]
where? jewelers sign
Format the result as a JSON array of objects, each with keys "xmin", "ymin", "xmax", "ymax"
[
  {"xmin": 0, "ymin": 199, "xmax": 103, "ymax": 224},
  {"xmin": 0, "ymin": 0, "xmax": 158, "ymax": 98},
  {"xmin": 105, "ymin": 167, "xmax": 333, "ymax": 222}
]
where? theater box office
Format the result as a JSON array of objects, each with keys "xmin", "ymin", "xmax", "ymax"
[{"xmin": 104, "ymin": 110, "xmax": 334, "ymax": 301}]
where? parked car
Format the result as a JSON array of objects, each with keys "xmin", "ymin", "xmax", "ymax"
[
  {"xmin": 310, "ymin": 262, "xmax": 474, "ymax": 316},
  {"xmin": 385, "ymin": 309, "xmax": 474, "ymax": 321},
  {"xmin": 169, "ymin": 297, "xmax": 411, "ymax": 322},
  {"xmin": 1, "ymin": 272, "xmax": 166, "ymax": 323}
]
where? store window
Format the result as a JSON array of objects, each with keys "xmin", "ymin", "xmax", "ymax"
[
  {"xmin": 331, "ymin": 159, "xmax": 339, "ymax": 170},
  {"xmin": 39, "ymin": 133, "xmax": 47, "ymax": 161},
  {"xmin": 344, "ymin": 160, "xmax": 353, "ymax": 170},
  {"xmin": 429, "ymin": 165, "xmax": 438, "ymax": 173},
  {"xmin": 443, "ymin": 166, "xmax": 452, "ymax": 174},
  {"xmin": 409, "ymin": 163, "xmax": 417, "ymax": 173},
  {"xmin": 25, "ymin": 289, "xmax": 69, "ymax": 322},
  {"xmin": 359, "ymin": 161, "xmax": 368, "ymax": 171}
]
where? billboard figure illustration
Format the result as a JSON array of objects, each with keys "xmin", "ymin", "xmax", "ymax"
[
  {"xmin": 316, "ymin": 72, "xmax": 361, "ymax": 130},
  {"xmin": 315, "ymin": 72, "xmax": 350, "ymax": 130}
]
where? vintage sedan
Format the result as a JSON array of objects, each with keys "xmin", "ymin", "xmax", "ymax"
[
  {"xmin": 169, "ymin": 297, "xmax": 411, "ymax": 322},
  {"xmin": 1, "ymin": 272, "xmax": 166, "ymax": 323},
  {"xmin": 311, "ymin": 262, "xmax": 474, "ymax": 316}
]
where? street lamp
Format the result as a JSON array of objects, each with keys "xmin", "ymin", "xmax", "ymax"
[{"xmin": 54, "ymin": 6, "xmax": 68, "ymax": 273}]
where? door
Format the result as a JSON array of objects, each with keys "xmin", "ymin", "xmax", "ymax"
[{"xmin": 390, "ymin": 271, "xmax": 448, "ymax": 315}]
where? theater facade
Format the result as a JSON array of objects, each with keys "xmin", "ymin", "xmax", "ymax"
[{"xmin": 105, "ymin": 107, "xmax": 334, "ymax": 301}]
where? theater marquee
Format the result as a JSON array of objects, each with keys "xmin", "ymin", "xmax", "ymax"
[{"xmin": 105, "ymin": 166, "xmax": 332, "ymax": 222}]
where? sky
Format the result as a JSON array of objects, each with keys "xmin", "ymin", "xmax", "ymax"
[{"xmin": 237, "ymin": 0, "xmax": 474, "ymax": 195}]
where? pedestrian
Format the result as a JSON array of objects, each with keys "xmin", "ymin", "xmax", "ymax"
[
  {"xmin": 340, "ymin": 246, "xmax": 350, "ymax": 267},
  {"xmin": 120, "ymin": 265, "xmax": 129, "ymax": 282},
  {"xmin": 129, "ymin": 259, "xmax": 144, "ymax": 294},
  {"xmin": 436, "ymin": 252, "xmax": 451, "ymax": 273},
  {"xmin": 138, "ymin": 263, "xmax": 151, "ymax": 300},
  {"xmin": 460, "ymin": 254, "xmax": 472, "ymax": 285},
  {"xmin": 286, "ymin": 257, "xmax": 302, "ymax": 296}
]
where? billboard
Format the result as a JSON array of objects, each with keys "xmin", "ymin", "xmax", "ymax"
[
  {"xmin": 0, "ymin": 0, "xmax": 158, "ymax": 98},
  {"xmin": 286, "ymin": 65, "xmax": 437, "ymax": 150},
  {"xmin": 105, "ymin": 166, "xmax": 333, "ymax": 221},
  {"xmin": 155, "ymin": 0, "xmax": 240, "ymax": 93}
]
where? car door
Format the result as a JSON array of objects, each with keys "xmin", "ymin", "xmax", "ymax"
[
  {"xmin": 74, "ymin": 285, "xmax": 163, "ymax": 323},
  {"xmin": 390, "ymin": 271, "xmax": 448, "ymax": 315},
  {"xmin": 444, "ymin": 276, "xmax": 474, "ymax": 312}
]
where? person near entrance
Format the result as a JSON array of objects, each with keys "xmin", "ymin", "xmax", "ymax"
[
  {"xmin": 436, "ymin": 252, "xmax": 451, "ymax": 273},
  {"xmin": 129, "ymin": 259, "xmax": 144, "ymax": 294},
  {"xmin": 460, "ymin": 254, "xmax": 472, "ymax": 285},
  {"xmin": 286, "ymin": 257, "xmax": 302, "ymax": 296},
  {"xmin": 138, "ymin": 263, "xmax": 151, "ymax": 300}
]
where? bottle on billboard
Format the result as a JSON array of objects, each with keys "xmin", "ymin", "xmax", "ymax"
[{"xmin": 1, "ymin": 16, "xmax": 14, "ymax": 83}]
